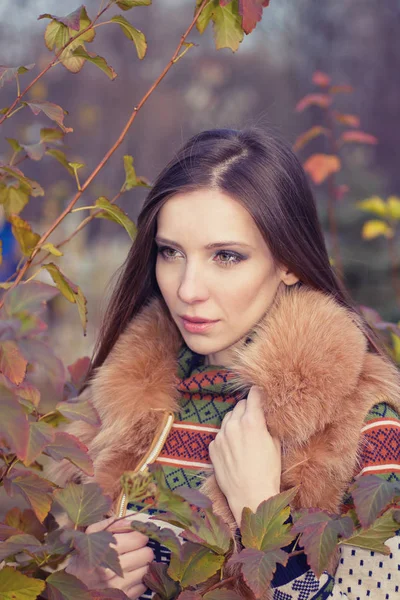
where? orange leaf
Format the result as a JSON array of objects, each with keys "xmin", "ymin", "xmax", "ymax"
[
  {"xmin": 329, "ymin": 85, "xmax": 354, "ymax": 94},
  {"xmin": 293, "ymin": 126, "xmax": 329, "ymax": 151},
  {"xmin": 303, "ymin": 154, "xmax": 341, "ymax": 185},
  {"xmin": 333, "ymin": 112, "xmax": 360, "ymax": 128},
  {"xmin": 340, "ymin": 131, "xmax": 378, "ymax": 145},
  {"xmin": 295, "ymin": 94, "xmax": 331, "ymax": 112},
  {"xmin": 312, "ymin": 71, "xmax": 331, "ymax": 87}
]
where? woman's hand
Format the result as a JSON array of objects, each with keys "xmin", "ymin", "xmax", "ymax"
[
  {"xmin": 209, "ymin": 385, "xmax": 281, "ymax": 525},
  {"xmin": 66, "ymin": 515, "xmax": 154, "ymax": 600}
]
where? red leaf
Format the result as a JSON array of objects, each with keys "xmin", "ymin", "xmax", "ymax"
[
  {"xmin": 303, "ymin": 154, "xmax": 341, "ymax": 185},
  {"xmin": 293, "ymin": 126, "xmax": 329, "ymax": 151},
  {"xmin": 335, "ymin": 184, "xmax": 349, "ymax": 201},
  {"xmin": 220, "ymin": 0, "xmax": 270, "ymax": 34},
  {"xmin": 24, "ymin": 421, "xmax": 55, "ymax": 466},
  {"xmin": 44, "ymin": 431, "xmax": 94, "ymax": 476},
  {"xmin": 56, "ymin": 399, "xmax": 100, "ymax": 426},
  {"xmin": 312, "ymin": 71, "xmax": 331, "ymax": 87},
  {"xmin": 4, "ymin": 469, "xmax": 54, "ymax": 522},
  {"xmin": 340, "ymin": 131, "xmax": 378, "ymax": 145},
  {"xmin": 38, "ymin": 5, "xmax": 84, "ymax": 30},
  {"xmin": 5, "ymin": 507, "xmax": 46, "ymax": 541},
  {"xmin": 329, "ymin": 84, "xmax": 354, "ymax": 94},
  {"xmin": 0, "ymin": 340, "xmax": 27, "ymax": 385},
  {"xmin": 67, "ymin": 356, "xmax": 91, "ymax": 389},
  {"xmin": 27, "ymin": 101, "xmax": 73, "ymax": 133},
  {"xmin": 295, "ymin": 93, "xmax": 331, "ymax": 112},
  {"xmin": 229, "ymin": 547, "xmax": 288, "ymax": 596},
  {"xmin": 0, "ymin": 395, "xmax": 29, "ymax": 460}
]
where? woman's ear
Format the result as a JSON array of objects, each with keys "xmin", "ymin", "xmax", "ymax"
[{"xmin": 280, "ymin": 268, "xmax": 299, "ymax": 286}]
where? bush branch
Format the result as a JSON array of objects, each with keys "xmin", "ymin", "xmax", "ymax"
[{"xmin": 0, "ymin": 0, "xmax": 209, "ymax": 308}]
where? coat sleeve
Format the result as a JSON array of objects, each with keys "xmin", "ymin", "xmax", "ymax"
[{"xmin": 271, "ymin": 401, "xmax": 400, "ymax": 599}]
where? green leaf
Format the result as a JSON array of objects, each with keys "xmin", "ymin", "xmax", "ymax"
[
  {"xmin": 340, "ymin": 508, "xmax": 399, "ymax": 554},
  {"xmin": 41, "ymin": 263, "xmax": 88, "ymax": 334},
  {"xmin": 40, "ymin": 127, "xmax": 66, "ymax": 143},
  {"xmin": 0, "ymin": 395, "xmax": 29, "ymax": 460},
  {"xmin": 0, "ymin": 567, "xmax": 45, "ymax": 599},
  {"xmin": 46, "ymin": 570, "xmax": 92, "ymax": 600},
  {"xmin": 9, "ymin": 215, "xmax": 41, "ymax": 256},
  {"xmin": 0, "ymin": 533, "xmax": 43, "ymax": 561},
  {"xmin": 27, "ymin": 101, "xmax": 73, "ymax": 133},
  {"xmin": 240, "ymin": 487, "xmax": 298, "ymax": 552},
  {"xmin": 3, "ymin": 185, "xmax": 30, "ymax": 217},
  {"xmin": 116, "ymin": 0, "xmax": 152, "ymax": 10},
  {"xmin": 229, "ymin": 547, "xmax": 288, "ymax": 596},
  {"xmin": 53, "ymin": 482, "xmax": 112, "ymax": 527},
  {"xmin": 4, "ymin": 469, "xmax": 54, "ymax": 522},
  {"xmin": 357, "ymin": 196, "xmax": 387, "ymax": 218},
  {"xmin": 1, "ymin": 165, "xmax": 44, "ymax": 197},
  {"xmin": 143, "ymin": 563, "xmax": 180, "ymax": 600},
  {"xmin": 123, "ymin": 155, "xmax": 137, "ymax": 189},
  {"xmin": 212, "ymin": 0, "xmax": 244, "ymax": 52},
  {"xmin": 24, "ymin": 421, "xmax": 55, "ymax": 466},
  {"xmin": 71, "ymin": 47, "xmax": 117, "ymax": 80},
  {"xmin": 195, "ymin": 0, "xmax": 218, "ymax": 34},
  {"xmin": 94, "ymin": 197, "xmax": 137, "ymax": 240},
  {"xmin": 60, "ymin": 530, "xmax": 122, "ymax": 576},
  {"xmin": 0, "ymin": 64, "xmax": 35, "ymax": 88},
  {"xmin": 168, "ymin": 542, "xmax": 224, "ymax": 588},
  {"xmin": 44, "ymin": 431, "xmax": 94, "ymax": 476},
  {"xmin": 181, "ymin": 509, "xmax": 232, "ymax": 555},
  {"xmin": 349, "ymin": 475, "xmax": 400, "ymax": 528},
  {"xmin": 46, "ymin": 148, "xmax": 75, "ymax": 176},
  {"xmin": 56, "ymin": 399, "xmax": 100, "ymax": 426},
  {"xmin": 43, "ymin": 7, "xmax": 96, "ymax": 74},
  {"xmin": 111, "ymin": 15, "xmax": 147, "ymax": 59},
  {"xmin": 0, "ymin": 340, "xmax": 28, "ymax": 385},
  {"xmin": 6, "ymin": 137, "xmax": 23, "ymax": 153}
]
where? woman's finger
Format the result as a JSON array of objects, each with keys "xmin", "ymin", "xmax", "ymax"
[
  {"xmin": 118, "ymin": 546, "xmax": 154, "ymax": 573},
  {"xmin": 126, "ymin": 583, "xmax": 147, "ymax": 599},
  {"xmin": 244, "ymin": 386, "xmax": 266, "ymax": 421},
  {"xmin": 105, "ymin": 564, "xmax": 151, "ymax": 589},
  {"xmin": 110, "ymin": 531, "xmax": 149, "ymax": 554}
]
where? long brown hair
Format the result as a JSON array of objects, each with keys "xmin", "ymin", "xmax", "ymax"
[{"xmin": 81, "ymin": 127, "xmax": 383, "ymax": 391}]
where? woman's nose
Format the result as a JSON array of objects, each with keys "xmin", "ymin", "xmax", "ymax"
[{"xmin": 177, "ymin": 263, "xmax": 209, "ymax": 304}]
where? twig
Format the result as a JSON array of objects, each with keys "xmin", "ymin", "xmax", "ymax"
[
  {"xmin": 0, "ymin": 0, "xmax": 209, "ymax": 308},
  {"xmin": 0, "ymin": 2, "xmax": 113, "ymax": 126}
]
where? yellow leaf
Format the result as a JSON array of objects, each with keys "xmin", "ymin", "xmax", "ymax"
[
  {"xmin": 303, "ymin": 154, "xmax": 341, "ymax": 185},
  {"xmin": 9, "ymin": 215, "xmax": 40, "ymax": 256},
  {"xmin": 357, "ymin": 196, "xmax": 387, "ymax": 218},
  {"xmin": 387, "ymin": 196, "xmax": 400, "ymax": 220},
  {"xmin": 41, "ymin": 243, "xmax": 63, "ymax": 256},
  {"xmin": 391, "ymin": 333, "xmax": 400, "ymax": 364},
  {"xmin": 362, "ymin": 220, "xmax": 393, "ymax": 240}
]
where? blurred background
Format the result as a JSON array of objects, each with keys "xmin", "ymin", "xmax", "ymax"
[{"xmin": 1, "ymin": 0, "xmax": 399, "ymax": 366}]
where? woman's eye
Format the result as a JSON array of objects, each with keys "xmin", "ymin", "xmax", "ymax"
[
  {"xmin": 157, "ymin": 246, "xmax": 244, "ymax": 267},
  {"xmin": 216, "ymin": 251, "xmax": 244, "ymax": 267}
]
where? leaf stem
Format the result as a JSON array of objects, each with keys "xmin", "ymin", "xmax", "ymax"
[
  {"xmin": 0, "ymin": 0, "xmax": 210, "ymax": 307},
  {"xmin": 6, "ymin": 104, "xmax": 25, "ymax": 120},
  {"xmin": 0, "ymin": 455, "xmax": 19, "ymax": 484},
  {"xmin": 16, "ymin": 73, "xmax": 21, "ymax": 98}
]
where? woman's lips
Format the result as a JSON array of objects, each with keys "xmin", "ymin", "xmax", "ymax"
[{"xmin": 181, "ymin": 317, "xmax": 219, "ymax": 333}]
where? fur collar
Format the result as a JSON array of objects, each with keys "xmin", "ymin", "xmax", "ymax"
[{"xmin": 51, "ymin": 285, "xmax": 400, "ymax": 516}]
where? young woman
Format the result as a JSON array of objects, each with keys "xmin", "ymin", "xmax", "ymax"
[{"xmin": 53, "ymin": 128, "xmax": 400, "ymax": 599}]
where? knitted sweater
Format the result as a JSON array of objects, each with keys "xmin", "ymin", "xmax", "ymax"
[{"xmin": 128, "ymin": 350, "xmax": 400, "ymax": 600}]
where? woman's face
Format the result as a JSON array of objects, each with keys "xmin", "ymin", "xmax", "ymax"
[{"xmin": 155, "ymin": 188, "xmax": 298, "ymax": 366}]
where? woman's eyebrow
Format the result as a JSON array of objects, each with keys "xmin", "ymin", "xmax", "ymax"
[{"xmin": 155, "ymin": 237, "xmax": 254, "ymax": 250}]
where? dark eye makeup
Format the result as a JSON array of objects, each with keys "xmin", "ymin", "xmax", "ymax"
[{"xmin": 156, "ymin": 245, "xmax": 246, "ymax": 268}]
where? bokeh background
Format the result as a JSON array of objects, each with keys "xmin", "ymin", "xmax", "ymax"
[{"xmin": 1, "ymin": 0, "xmax": 399, "ymax": 366}]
